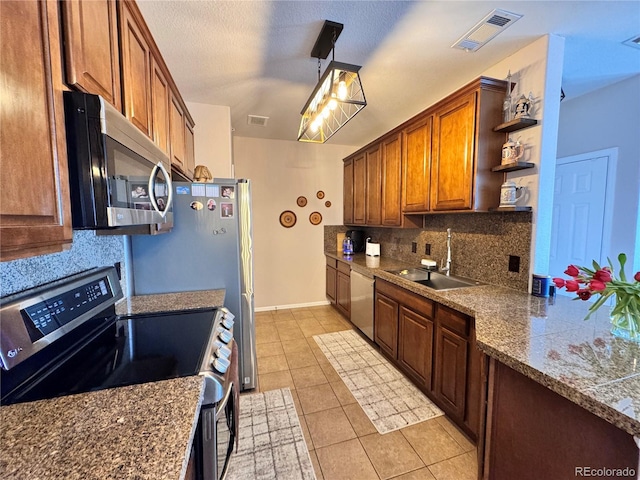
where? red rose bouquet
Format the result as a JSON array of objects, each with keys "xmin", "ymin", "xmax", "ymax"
[{"xmin": 553, "ymin": 253, "xmax": 640, "ymax": 342}]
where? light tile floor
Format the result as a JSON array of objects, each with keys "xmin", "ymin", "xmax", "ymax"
[{"xmin": 249, "ymin": 305, "xmax": 478, "ymax": 480}]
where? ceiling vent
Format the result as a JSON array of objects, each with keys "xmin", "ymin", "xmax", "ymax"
[
  {"xmin": 247, "ymin": 115, "xmax": 269, "ymax": 127},
  {"xmin": 452, "ymin": 9, "xmax": 523, "ymax": 52},
  {"xmin": 622, "ymin": 35, "xmax": 640, "ymax": 50}
]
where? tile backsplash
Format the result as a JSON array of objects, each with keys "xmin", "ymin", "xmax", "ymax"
[
  {"xmin": 0, "ymin": 230, "xmax": 126, "ymax": 297},
  {"xmin": 325, "ymin": 211, "xmax": 532, "ymax": 291}
]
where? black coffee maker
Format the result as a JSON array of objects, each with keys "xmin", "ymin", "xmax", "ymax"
[{"xmin": 345, "ymin": 230, "xmax": 366, "ymax": 253}]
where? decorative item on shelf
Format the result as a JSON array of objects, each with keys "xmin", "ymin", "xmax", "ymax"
[
  {"xmin": 553, "ymin": 254, "xmax": 640, "ymax": 343},
  {"xmin": 297, "ymin": 21, "xmax": 366, "ymax": 143},
  {"xmin": 501, "ymin": 138, "xmax": 524, "ymax": 165},
  {"xmin": 193, "ymin": 165, "xmax": 213, "ymax": 183},
  {"xmin": 514, "ymin": 92, "xmax": 533, "ymax": 119},
  {"xmin": 499, "ymin": 180, "xmax": 525, "ymax": 207},
  {"xmin": 309, "ymin": 211, "xmax": 322, "ymax": 225},
  {"xmin": 502, "ymin": 70, "xmax": 513, "ymax": 122},
  {"xmin": 296, "ymin": 196, "xmax": 307, "ymax": 207},
  {"xmin": 279, "ymin": 210, "xmax": 297, "ymax": 228}
]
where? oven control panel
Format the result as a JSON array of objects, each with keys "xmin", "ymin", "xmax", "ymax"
[{"xmin": 0, "ymin": 267, "xmax": 123, "ymax": 370}]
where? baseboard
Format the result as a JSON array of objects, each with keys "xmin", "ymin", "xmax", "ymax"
[{"xmin": 255, "ymin": 300, "xmax": 331, "ymax": 312}]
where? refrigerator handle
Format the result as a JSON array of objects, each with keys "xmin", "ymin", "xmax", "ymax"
[{"xmin": 148, "ymin": 161, "xmax": 173, "ymax": 218}]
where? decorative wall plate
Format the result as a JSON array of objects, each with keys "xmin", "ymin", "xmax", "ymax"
[
  {"xmin": 309, "ymin": 211, "xmax": 322, "ymax": 225},
  {"xmin": 324, "ymin": 200, "xmax": 331, "ymax": 208},
  {"xmin": 296, "ymin": 196, "xmax": 307, "ymax": 207},
  {"xmin": 279, "ymin": 210, "xmax": 297, "ymax": 228},
  {"xmin": 316, "ymin": 190, "xmax": 325, "ymax": 199}
]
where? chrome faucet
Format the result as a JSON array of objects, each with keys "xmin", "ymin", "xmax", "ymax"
[{"xmin": 440, "ymin": 228, "xmax": 452, "ymax": 276}]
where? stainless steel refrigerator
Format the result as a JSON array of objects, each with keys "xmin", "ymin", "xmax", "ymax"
[{"xmin": 128, "ymin": 179, "xmax": 256, "ymax": 391}]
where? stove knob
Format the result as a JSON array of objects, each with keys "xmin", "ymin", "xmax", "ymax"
[
  {"xmin": 213, "ymin": 356, "xmax": 230, "ymax": 374},
  {"xmin": 215, "ymin": 345, "xmax": 232, "ymax": 359},
  {"xmin": 218, "ymin": 329, "xmax": 233, "ymax": 344}
]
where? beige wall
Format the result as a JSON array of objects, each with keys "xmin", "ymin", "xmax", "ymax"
[
  {"xmin": 186, "ymin": 101, "xmax": 233, "ymax": 178},
  {"xmin": 233, "ymin": 137, "xmax": 356, "ymax": 310}
]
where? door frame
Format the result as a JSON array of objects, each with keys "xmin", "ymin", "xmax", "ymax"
[{"xmin": 555, "ymin": 147, "xmax": 618, "ymax": 267}]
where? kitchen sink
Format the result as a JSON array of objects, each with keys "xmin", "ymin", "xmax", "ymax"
[{"xmin": 386, "ymin": 268, "xmax": 482, "ymax": 290}]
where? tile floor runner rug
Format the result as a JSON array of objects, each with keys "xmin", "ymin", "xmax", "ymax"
[
  {"xmin": 314, "ymin": 330, "xmax": 444, "ymax": 434},
  {"xmin": 226, "ymin": 388, "xmax": 316, "ymax": 480}
]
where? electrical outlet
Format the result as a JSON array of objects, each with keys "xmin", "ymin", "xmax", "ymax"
[
  {"xmin": 411, "ymin": 242, "xmax": 417, "ymax": 253},
  {"xmin": 508, "ymin": 255, "xmax": 520, "ymax": 273},
  {"xmin": 425, "ymin": 243, "xmax": 431, "ymax": 255}
]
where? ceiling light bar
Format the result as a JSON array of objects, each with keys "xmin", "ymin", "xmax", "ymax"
[
  {"xmin": 298, "ymin": 21, "xmax": 366, "ymax": 143},
  {"xmin": 452, "ymin": 9, "xmax": 523, "ymax": 52}
]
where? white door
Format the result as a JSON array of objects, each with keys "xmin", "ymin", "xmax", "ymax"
[{"xmin": 549, "ymin": 150, "xmax": 616, "ymax": 296}]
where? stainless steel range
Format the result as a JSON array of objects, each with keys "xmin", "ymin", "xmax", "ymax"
[{"xmin": 0, "ymin": 266, "xmax": 237, "ymax": 480}]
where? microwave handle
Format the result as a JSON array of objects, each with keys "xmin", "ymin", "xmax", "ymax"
[{"xmin": 147, "ymin": 162, "xmax": 173, "ymax": 218}]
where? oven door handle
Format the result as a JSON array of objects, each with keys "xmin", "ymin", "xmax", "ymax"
[{"xmin": 215, "ymin": 381, "xmax": 234, "ymax": 418}]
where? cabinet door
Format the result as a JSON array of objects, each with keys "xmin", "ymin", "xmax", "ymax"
[
  {"xmin": 353, "ymin": 153, "xmax": 366, "ymax": 224},
  {"xmin": 119, "ymin": 0, "xmax": 152, "ymax": 137},
  {"xmin": 398, "ymin": 306, "xmax": 434, "ymax": 388},
  {"xmin": 434, "ymin": 325, "xmax": 468, "ymax": 419},
  {"xmin": 326, "ymin": 265, "xmax": 337, "ymax": 304},
  {"xmin": 365, "ymin": 144, "xmax": 382, "ymax": 225},
  {"xmin": 343, "ymin": 159, "xmax": 354, "ymax": 224},
  {"xmin": 0, "ymin": 0, "xmax": 73, "ymax": 260},
  {"xmin": 336, "ymin": 271, "xmax": 351, "ymax": 319},
  {"xmin": 381, "ymin": 133, "xmax": 402, "ymax": 226},
  {"xmin": 185, "ymin": 121, "xmax": 195, "ymax": 179},
  {"xmin": 151, "ymin": 57, "xmax": 170, "ymax": 155},
  {"xmin": 431, "ymin": 92, "xmax": 477, "ymax": 211},
  {"xmin": 61, "ymin": 0, "xmax": 121, "ymax": 109},
  {"xmin": 374, "ymin": 293, "xmax": 399, "ymax": 359},
  {"xmin": 402, "ymin": 116, "xmax": 432, "ymax": 212},
  {"xmin": 169, "ymin": 93, "xmax": 186, "ymax": 172}
]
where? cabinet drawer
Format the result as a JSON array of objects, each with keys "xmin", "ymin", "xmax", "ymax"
[
  {"xmin": 326, "ymin": 257, "xmax": 337, "ymax": 269},
  {"xmin": 376, "ymin": 279, "xmax": 434, "ymax": 318},
  {"xmin": 438, "ymin": 305, "xmax": 470, "ymax": 337},
  {"xmin": 337, "ymin": 260, "xmax": 351, "ymax": 275}
]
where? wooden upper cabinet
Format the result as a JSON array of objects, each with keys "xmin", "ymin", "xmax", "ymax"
[
  {"xmin": 343, "ymin": 159, "xmax": 354, "ymax": 224},
  {"xmin": 151, "ymin": 57, "xmax": 170, "ymax": 155},
  {"xmin": 365, "ymin": 144, "xmax": 382, "ymax": 225},
  {"xmin": 119, "ymin": 0, "xmax": 152, "ymax": 138},
  {"xmin": 431, "ymin": 93, "xmax": 477, "ymax": 211},
  {"xmin": 381, "ymin": 133, "xmax": 402, "ymax": 226},
  {"xmin": 61, "ymin": 0, "xmax": 121, "ymax": 109},
  {"xmin": 0, "ymin": 0, "xmax": 72, "ymax": 260},
  {"xmin": 169, "ymin": 93, "xmax": 186, "ymax": 172},
  {"xmin": 403, "ymin": 115, "xmax": 433, "ymax": 213},
  {"xmin": 353, "ymin": 153, "xmax": 366, "ymax": 225},
  {"xmin": 185, "ymin": 120, "xmax": 196, "ymax": 179}
]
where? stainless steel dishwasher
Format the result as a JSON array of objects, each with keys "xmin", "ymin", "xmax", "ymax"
[{"xmin": 350, "ymin": 270, "xmax": 374, "ymax": 340}]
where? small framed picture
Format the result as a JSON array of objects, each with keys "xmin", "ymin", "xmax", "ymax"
[
  {"xmin": 221, "ymin": 202, "xmax": 234, "ymax": 218},
  {"xmin": 221, "ymin": 186, "xmax": 235, "ymax": 199},
  {"xmin": 131, "ymin": 183, "xmax": 149, "ymax": 199}
]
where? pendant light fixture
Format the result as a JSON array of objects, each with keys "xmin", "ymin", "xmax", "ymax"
[{"xmin": 297, "ymin": 21, "xmax": 366, "ymax": 143}]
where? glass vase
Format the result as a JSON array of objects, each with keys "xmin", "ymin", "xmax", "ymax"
[{"xmin": 610, "ymin": 304, "xmax": 640, "ymax": 344}]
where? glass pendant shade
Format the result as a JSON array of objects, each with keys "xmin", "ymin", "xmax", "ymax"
[{"xmin": 298, "ymin": 61, "xmax": 366, "ymax": 143}]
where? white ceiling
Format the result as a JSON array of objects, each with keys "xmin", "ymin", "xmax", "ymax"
[{"xmin": 137, "ymin": 1, "xmax": 640, "ymax": 147}]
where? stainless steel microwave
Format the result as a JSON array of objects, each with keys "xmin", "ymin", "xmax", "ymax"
[{"xmin": 64, "ymin": 92, "xmax": 173, "ymax": 231}]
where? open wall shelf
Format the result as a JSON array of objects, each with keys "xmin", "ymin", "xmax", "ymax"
[
  {"xmin": 493, "ymin": 117, "xmax": 538, "ymax": 133},
  {"xmin": 491, "ymin": 162, "xmax": 535, "ymax": 173}
]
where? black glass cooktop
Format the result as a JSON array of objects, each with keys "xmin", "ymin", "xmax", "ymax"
[{"xmin": 2, "ymin": 309, "xmax": 217, "ymax": 405}]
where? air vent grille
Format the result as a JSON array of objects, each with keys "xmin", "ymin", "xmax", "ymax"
[
  {"xmin": 452, "ymin": 9, "xmax": 523, "ymax": 52},
  {"xmin": 247, "ymin": 115, "xmax": 269, "ymax": 127}
]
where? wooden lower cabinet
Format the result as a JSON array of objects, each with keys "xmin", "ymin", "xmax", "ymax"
[
  {"xmin": 398, "ymin": 305, "xmax": 433, "ymax": 388},
  {"xmin": 374, "ymin": 292, "xmax": 399, "ymax": 358},
  {"xmin": 326, "ymin": 258, "xmax": 337, "ymax": 304},
  {"xmin": 336, "ymin": 269, "xmax": 351, "ymax": 319},
  {"xmin": 374, "ymin": 279, "xmax": 481, "ymax": 441}
]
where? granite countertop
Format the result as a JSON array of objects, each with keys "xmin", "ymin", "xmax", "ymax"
[
  {"xmin": 0, "ymin": 376, "xmax": 205, "ymax": 480},
  {"xmin": 115, "ymin": 289, "xmax": 226, "ymax": 316},
  {"xmin": 326, "ymin": 252, "xmax": 640, "ymax": 436}
]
